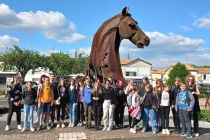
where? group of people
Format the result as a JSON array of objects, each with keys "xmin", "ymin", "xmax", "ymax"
[{"xmin": 4, "ymin": 74, "xmax": 201, "ymax": 139}]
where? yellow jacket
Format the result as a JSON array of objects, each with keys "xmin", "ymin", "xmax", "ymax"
[{"xmin": 38, "ymin": 84, "xmax": 54, "ymax": 103}]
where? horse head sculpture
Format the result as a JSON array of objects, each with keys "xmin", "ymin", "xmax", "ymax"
[{"xmin": 86, "ymin": 7, "xmax": 150, "ymax": 83}]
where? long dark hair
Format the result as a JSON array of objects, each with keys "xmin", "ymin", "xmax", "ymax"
[{"xmin": 39, "ymin": 74, "xmax": 47, "ymax": 84}]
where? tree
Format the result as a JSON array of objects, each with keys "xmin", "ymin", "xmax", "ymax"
[
  {"xmin": 47, "ymin": 52, "xmax": 74, "ymax": 77},
  {"xmin": 3, "ymin": 46, "xmax": 47, "ymax": 80},
  {"xmin": 166, "ymin": 62, "xmax": 190, "ymax": 86}
]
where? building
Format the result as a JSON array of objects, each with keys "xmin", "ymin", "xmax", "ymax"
[
  {"xmin": 151, "ymin": 69, "xmax": 165, "ymax": 86},
  {"xmin": 121, "ymin": 58, "xmax": 152, "ymax": 85}
]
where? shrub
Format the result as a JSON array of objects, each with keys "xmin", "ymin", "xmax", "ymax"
[
  {"xmin": 0, "ymin": 90, "xmax": 6, "ymax": 96},
  {"xmin": 199, "ymin": 109, "xmax": 210, "ymax": 122},
  {"xmin": 199, "ymin": 85, "xmax": 208, "ymax": 98}
]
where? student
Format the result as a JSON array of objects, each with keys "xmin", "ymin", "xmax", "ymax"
[
  {"xmin": 102, "ymin": 80, "xmax": 116, "ymax": 131},
  {"xmin": 171, "ymin": 78, "xmax": 181, "ymax": 133},
  {"xmin": 77, "ymin": 80, "xmax": 85, "ymax": 126},
  {"xmin": 92, "ymin": 82, "xmax": 103, "ymax": 130},
  {"xmin": 22, "ymin": 81, "xmax": 37, "ymax": 132},
  {"xmin": 37, "ymin": 77, "xmax": 54, "ymax": 130},
  {"xmin": 176, "ymin": 83, "xmax": 195, "ymax": 139},
  {"xmin": 160, "ymin": 84, "xmax": 171, "ymax": 135},
  {"xmin": 49, "ymin": 73, "xmax": 58, "ymax": 128},
  {"xmin": 187, "ymin": 75, "xmax": 200, "ymax": 137},
  {"xmin": 35, "ymin": 74, "xmax": 47, "ymax": 124},
  {"xmin": 5, "ymin": 75, "xmax": 22, "ymax": 131},
  {"xmin": 114, "ymin": 80, "xmax": 126, "ymax": 128},
  {"xmin": 68, "ymin": 78, "xmax": 78, "ymax": 127},
  {"xmin": 142, "ymin": 84, "xmax": 158, "ymax": 134},
  {"xmin": 129, "ymin": 85, "xmax": 142, "ymax": 134},
  {"xmin": 56, "ymin": 78, "xmax": 68, "ymax": 128},
  {"xmin": 82, "ymin": 79, "xmax": 93, "ymax": 129}
]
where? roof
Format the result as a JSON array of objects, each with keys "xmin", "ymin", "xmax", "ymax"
[
  {"xmin": 195, "ymin": 68, "xmax": 210, "ymax": 74},
  {"xmin": 151, "ymin": 69, "xmax": 165, "ymax": 74},
  {"xmin": 120, "ymin": 58, "xmax": 152, "ymax": 65}
]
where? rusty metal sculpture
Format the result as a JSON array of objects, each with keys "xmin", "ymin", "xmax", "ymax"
[{"xmin": 86, "ymin": 7, "xmax": 150, "ymax": 83}]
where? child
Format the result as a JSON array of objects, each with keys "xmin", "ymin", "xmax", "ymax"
[
  {"xmin": 92, "ymin": 82, "xmax": 103, "ymax": 130},
  {"xmin": 160, "ymin": 84, "xmax": 171, "ymax": 135},
  {"xmin": 129, "ymin": 85, "xmax": 142, "ymax": 134},
  {"xmin": 21, "ymin": 81, "xmax": 37, "ymax": 132},
  {"xmin": 176, "ymin": 83, "xmax": 195, "ymax": 139},
  {"xmin": 37, "ymin": 77, "xmax": 54, "ymax": 130},
  {"xmin": 77, "ymin": 80, "xmax": 85, "ymax": 126},
  {"xmin": 142, "ymin": 84, "xmax": 158, "ymax": 134}
]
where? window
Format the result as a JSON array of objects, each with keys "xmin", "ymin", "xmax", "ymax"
[
  {"xmin": 126, "ymin": 72, "xmax": 137, "ymax": 76},
  {"xmin": 0, "ymin": 76, "xmax": 6, "ymax": 85},
  {"xmin": 204, "ymin": 74, "xmax": 207, "ymax": 80}
]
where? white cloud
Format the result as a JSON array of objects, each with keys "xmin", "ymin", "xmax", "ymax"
[
  {"xmin": 193, "ymin": 12, "xmax": 210, "ymax": 29},
  {"xmin": 39, "ymin": 49, "xmax": 60, "ymax": 56},
  {"xmin": 0, "ymin": 35, "xmax": 19, "ymax": 52},
  {"xmin": 68, "ymin": 47, "xmax": 91, "ymax": 56},
  {"xmin": 0, "ymin": 3, "xmax": 85, "ymax": 43},
  {"xmin": 181, "ymin": 25, "xmax": 192, "ymax": 31}
]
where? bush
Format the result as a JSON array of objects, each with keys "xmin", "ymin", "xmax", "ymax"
[
  {"xmin": 0, "ymin": 90, "xmax": 6, "ymax": 96},
  {"xmin": 199, "ymin": 85, "xmax": 208, "ymax": 98},
  {"xmin": 199, "ymin": 109, "xmax": 210, "ymax": 122}
]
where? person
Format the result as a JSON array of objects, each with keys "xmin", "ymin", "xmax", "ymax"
[
  {"xmin": 114, "ymin": 80, "xmax": 126, "ymax": 128},
  {"xmin": 139, "ymin": 77, "xmax": 150, "ymax": 97},
  {"xmin": 5, "ymin": 75, "xmax": 22, "ymax": 131},
  {"xmin": 154, "ymin": 79, "xmax": 163, "ymax": 132},
  {"xmin": 49, "ymin": 73, "xmax": 58, "ymax": 128},
  {"xmin": 92, "ymin": 82, "xmax": 103, "ymax": 130},
  {"xmin": 187, "ymin": 75, "xmax": 201, "ymax": 137},
  {"xmin": 102, "ymin": 80, "xmax": 116, "ymax": 131},
  {"xmin": 21, "ymin": 81, "xmax": 37, "ymax": 132},
  {"xmin": 37, "ymin": 76, "xmax": 54, "ymax": 130},
  {"xmin": 160, "ymin": 84, "xmax": 171, "ymax": 135},
  {"xmin": 82, "ymin": 79, "xmax": 93, "ymax": 129},
  {"xmin": 170, "ymin": 78, "xmax": 181, "ymax": 133},
  {"xmin": 77, "ymin": 80, "xmax": 85, "ymax": 126},
  {"xmin": 176, "ymin": 82, "xmax": 195, "ymax": 139},
  {"xmin": 35, "ymin": 74, "xmax": 47, "ymax": 124},
  {"xmin": 56, "ymin": 78, "xmax": 68, "ymax": 128},
  {"xmin": 125, "ymin": 79, "xmax": 135, "ymax": 127},
  {"xmin": 129, "ymin": 85, "xmax": 143, "ymax": 134},
  {"xmin": 142, "ymin": 84, "xmax": 158, "ymax": 134},
  {"xmin": 68, "ymin": 78, "xmax": 78, "ymax": 127}
]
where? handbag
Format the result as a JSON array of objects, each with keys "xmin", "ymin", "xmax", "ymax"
[{"xmin": 130, "ymin": 103, "xmax": 140, "ymax": 118}]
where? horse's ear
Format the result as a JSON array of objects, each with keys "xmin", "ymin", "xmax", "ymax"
[{"xmin": 122, "ymin": 7, "xmax": 129, "ymax": 16}]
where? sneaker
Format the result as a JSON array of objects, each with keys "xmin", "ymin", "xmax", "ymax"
[
  {"xmin": 141, "ymin": 128, "xmax": 146, "ymax": 133},
  {"xmin": 195, "ymin": 133, "xmax": 199, "ymax": 137},
  {"xmin": 103, "ymin": 126, "xmax": 108, "ymax": 131},
  {"xmin": 56, "ymin": 124, "xmax": 60, "ymax": 128},
  {"xmin": 180, "ymin": 132, "xmax": 187, "ymax": 137},
  {"xmin": 5, "ymin": 125, "xmax": 10, "ymax": 131},
  {"xmin": 107, "ymin": 126, "xmax": 112, "ymax": 131},
  {"xmin": 71, "ymin": 123, "xmax": 75, "ymax": 127},
  {"xmin": 186, "ymin": 133, "xmax": 193, "ymax": 139},
  {"xmin": 17, "ymin": 125, "xmax": 22, "ymax": 130},
  {"xmin": 165, "ymin": 129, "xmax": 170, "ymax": 135},
  {"xmin": 68, "ymin": 122, "xmax": 72, "ymax": 127},
  {"xmin": 153, "ymin": 131, "xmax": 157, "ymax": 135},
  {"xmin": 50, "ymin": 122, "xmax": 54, "ymax": 128},
  {"xmin": 30, "ymin": 127, "xmax": 35, "ymax": 132},
  {"xmin": 36, "ymin": 125, "xmax": 42, "ymax": 131},
  {"xmin": 61, "ymin": 123, "xmax": 65, "ymax": 128},
  {"xmin": 47, "ymin": 125, "xmax": 51, "ymax": 130},
  {"xmin": 34, "ymin": 118, "xmax": 39, "ymax": 124},
  {"xmin": 130, "ymin": 128, "xmax": 137, "ymax": 133},
  {"xmin": 162, "ymin": 129, "xmax": 166, "ymax": 135},
  {"xmin": 21, "ymin": 127, "xmax": 26, "ymax": 132}
]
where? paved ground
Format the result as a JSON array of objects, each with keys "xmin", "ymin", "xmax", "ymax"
[{"xmin": 0, "ymin": 97, "xmax": 210, "ymax": 140}]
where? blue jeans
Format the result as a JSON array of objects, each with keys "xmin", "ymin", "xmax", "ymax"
[
  {"xmin": 23, "ymin": 104, "xmax": 35, "ymax": 128},
  {"xmin": 68, "ymin": 103, "xmax": 78, "ymax": 123},
  {"xmin": 179, "ymin": 109, "xmax": 192, "ymax": 134},
  {"xmin": 143, "ymin": 107, "xmax": 156, "ymax": 132}
]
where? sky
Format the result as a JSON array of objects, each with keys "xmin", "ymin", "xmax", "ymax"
[{"xmin": 0, "ymin": 0, "xmax": 210, "ymax": 69}]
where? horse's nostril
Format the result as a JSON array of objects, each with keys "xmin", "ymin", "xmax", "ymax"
[{"xmin": 145, "ymin": 37, "xmax": 150, "ymax": 46}]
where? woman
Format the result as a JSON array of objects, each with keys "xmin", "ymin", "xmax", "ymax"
[
  {"xmin": 68, "ymin": 78, "xmax": 78, "ymax": 127},
  {"xmin": 92, "ymin": 82, "xmax": 104, "ymax": 130},
  {"xmin": 102, "ymin": 80, "xmax": 116, "ymax": 131},
  {"xmin": 187, "ymin": 75, "xmax": 200, "ymax": 137},
  {"xmin": 56, "ymin": 78, "xmax": 68, "ymax": 128},
  {"xmin": 77, "ymin": 80, "xmax": 85, "ymax": 126}
]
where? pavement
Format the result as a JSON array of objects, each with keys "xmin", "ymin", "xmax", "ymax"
[{"xmin": 0, "ymin": 97, "xmax": 210, "ymax": 140}]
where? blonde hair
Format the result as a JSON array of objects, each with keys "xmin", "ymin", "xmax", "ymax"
[
  {"xmin": 145, "ymin": 84, "xmax": 153, "ymax": 93},
  {"xmin": 92, "ymin": 83, "xmax": 99, "ymax": 94}
]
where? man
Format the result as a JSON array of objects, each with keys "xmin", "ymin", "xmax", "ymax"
[
  {"xmin": 49, "ymin": 73, "xmax": 58, "ymax": 128},
  {"xmin": 5, "ymin": 75, "xmax": 22, "ymax": 131}
]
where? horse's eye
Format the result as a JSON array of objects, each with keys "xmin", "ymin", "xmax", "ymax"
[{"xmin": 128, "ymin": 23, "xmax": 136, "ymax": 29}]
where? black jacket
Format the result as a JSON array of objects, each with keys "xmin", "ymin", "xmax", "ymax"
[
  {"xmin": 92, "ymin": 91, "xmax": 103, "ymax": 105},
  {"xmin": 57, "ymin": 86, "xmax": 69, "ymax": 105},
  {"xmin": 68, "ymin": 86, "xmax": 78, "ymax": 103},
  {"xmin": 115, "ymin": 88, "xmax": 126, "ymax": 106},
  {"xmin": 22, "ymin": 88, "xmax": 37, "ymax": 105},
  {"xmin": 170, "ymin": 85, "xmax": 180, "ymax": 106},
  {"xmin": 8, "ymin": 83, "xmax": 22, "ymax": 103},
  {"xmin": 102, "ymin": 87, "xmax": 116, "ymax": 105},
  {"xmin": 51, "ymin": 82, "xmax": 58, "ymax": 100}
]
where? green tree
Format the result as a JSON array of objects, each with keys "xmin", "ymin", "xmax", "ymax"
[
  {"xmin": 3, "ymin": 46, "xmax": 47, "ymax": 80},
  {"xmin": 167, "ymin": 62, "xmax": 190, "ymax": 86},
  {"xmin": 47, "ymin": 52, "xmax": 74, "ymax": 77}
]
